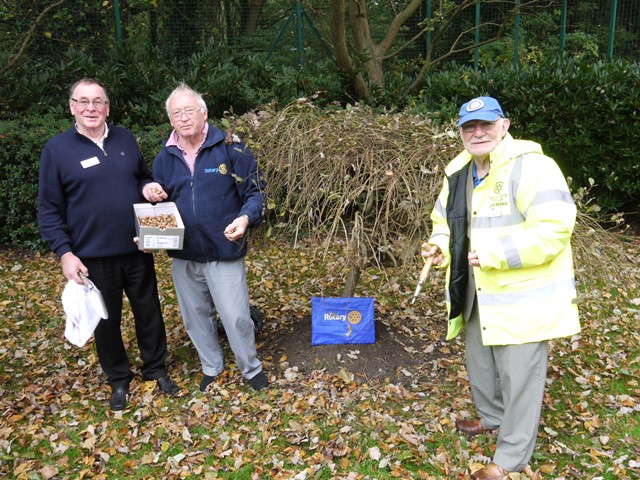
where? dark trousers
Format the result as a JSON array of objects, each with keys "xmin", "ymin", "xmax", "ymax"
[{"xmin": 82, "ymin": 252, "xmax": 168, "ymax": 388}]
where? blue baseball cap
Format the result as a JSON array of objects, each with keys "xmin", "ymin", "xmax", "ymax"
[{"xmin": 456, "ymin": 96, "xmax": 504, "ymax": 126}]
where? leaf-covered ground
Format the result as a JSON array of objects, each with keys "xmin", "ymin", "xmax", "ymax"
[{"xmin": 0, "ymin": 235, "xmax": 638, "ymax": 479}]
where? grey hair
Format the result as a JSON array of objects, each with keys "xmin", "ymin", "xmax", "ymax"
[
  {"xmin": 69, "ymin": 78, "xmax": 109, "ymax": 101},
  {"xmin": 165, "ymin": 83, "xmax": 207, "ymax": 117}
]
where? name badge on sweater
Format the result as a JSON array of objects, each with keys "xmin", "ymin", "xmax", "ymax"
[{"xmin": 81, "ymin": 156, "xmax": 100, "ymax": 169}]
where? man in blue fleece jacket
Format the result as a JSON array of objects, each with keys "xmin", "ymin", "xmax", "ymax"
[
  {"xmin": 38, "ymin": 78, "xmax": 180, "ymax": 410},
  {"xmin": 143, "ymin": 83, "xmax": 268, "ymax": 392}
]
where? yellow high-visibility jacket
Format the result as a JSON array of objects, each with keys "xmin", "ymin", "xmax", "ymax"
[{"xmin": 429, "ymin": 133, "xmax": 581, "ymax": 344}]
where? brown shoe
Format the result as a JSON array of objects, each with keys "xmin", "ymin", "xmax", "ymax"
[
  {"xmin": 455, "ymin": 418, "xmax": 497, "ymax": 435},
  {"xmin": 471, "ymin": 462, "xmax": 510, "ymax": 479}
]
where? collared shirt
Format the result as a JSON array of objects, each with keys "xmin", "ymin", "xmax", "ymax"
[
  {"xmin": 166, "ymin": 123, "xmax": 210, "ymax": 174},
  {"xmin": 75, "ymin": 123, "xmax": 109, "ymax": 152},
  {"xmin": 472, "ymin": 161, "xmax": 488, "ymax": 188}
]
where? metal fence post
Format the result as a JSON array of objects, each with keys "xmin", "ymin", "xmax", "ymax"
[
  {"xmin": 513, "ymin": 0, "xmax": 521, "ymax": 68},
  {"xmin": 426, "ymin": 0, "xmax": 432, "ymax": 54},
  {"xmin": 607, "ymin": 0, "xmax": 618, "ymax": 59},
  {"xmin": 113, "ymin": 0, "xmax": 122, "ymax": 44},
  {"xmin": 266, "ymin": 1, "xmax": 331, "ymax": 66},
  {"xmin": 559, "ymin": 0, "xmax": 567, "ymax": 51},
  {"xmin": 267, "ymin": 9, "xmax": 294, "ymax": 62},
  {"xmin": 474, "ymin": 2, "xmax": 481, "ymax": 70},
  {"xmin": 295, "ymin": 0, "xmax": 304, "ymax": 66}
]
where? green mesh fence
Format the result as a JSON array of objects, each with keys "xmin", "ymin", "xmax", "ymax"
[{"xmin": 2, "ymin": 1, "xmax": 639, "ymax": 67}]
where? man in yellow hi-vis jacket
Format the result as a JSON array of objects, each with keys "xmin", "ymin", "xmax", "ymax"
[{"xmin": 421, "ymin": 97, "xmax": 580, "ymax": 479}]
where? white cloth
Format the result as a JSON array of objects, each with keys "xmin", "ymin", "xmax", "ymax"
[{"xmin": 62, "ymin": 280, "xmax": 104, "ymax": 347}]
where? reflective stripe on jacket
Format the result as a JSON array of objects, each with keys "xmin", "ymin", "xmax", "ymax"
[{"xmin": 429, "ymin": 134, "xmax": 581, "ymax": 345}]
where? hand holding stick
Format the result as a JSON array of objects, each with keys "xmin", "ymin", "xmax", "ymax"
[{"xmin": 411, "ymin": 255, "xmax": 434, "ymax": 304}]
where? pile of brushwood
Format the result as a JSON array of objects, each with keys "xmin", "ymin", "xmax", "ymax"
[{"xmin": 228, "ymin": 99, "xmax": 627, "ymax": 295}]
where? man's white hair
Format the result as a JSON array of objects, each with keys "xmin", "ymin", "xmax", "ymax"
[{"xmin": 165, "ymin": 83, "xmax": 207, "ymax": 116}]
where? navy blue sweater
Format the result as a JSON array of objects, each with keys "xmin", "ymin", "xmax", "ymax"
[
  {"xmin": 153, "ymin": 125, "xmax": 266, "ymax": 263},
  {"xmin": 38, "ymin": 125, "xmax": 152, "ymax": 258}
]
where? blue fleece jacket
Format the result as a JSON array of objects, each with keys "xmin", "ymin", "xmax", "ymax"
[
  {"xmin": 38, "ymin": 125, "xmax": 152, "ymax": 258},
  {"xmin": 153, "ymin": 124, "xmax": 265, "ymax": 263}
]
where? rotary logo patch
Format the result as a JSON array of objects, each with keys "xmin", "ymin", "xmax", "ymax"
[
  {"xmin": 219, "ymin": 164, "xmax": 228, "ymax": 175},
  {"xmin": 494, "ymin": 181, "xmax": 504, "ymax": 194}
]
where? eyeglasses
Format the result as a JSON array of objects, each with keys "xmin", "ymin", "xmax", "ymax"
[
  {"xmin": 71, "ymin": 98, "xmax": 109, "ymax": 110},
  {"xmin": 170, "ymin": 107, "xmax": 201, "ymax": 120},
  {"xmin": 460, "ymin": 120, "xmax": 499, "ymax": 134}
]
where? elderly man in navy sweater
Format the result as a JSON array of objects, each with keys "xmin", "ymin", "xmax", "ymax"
[{"xmin": 38, "ymin": 78, "xmax": 180, "ymax": 410}]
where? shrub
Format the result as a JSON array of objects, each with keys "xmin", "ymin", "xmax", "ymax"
[
  {"xmin": 0, "ymin": 115, "xmax": 68, "ymax": 249},
  {"xmin": 132, "ymin": 124, "xmax": 172, "ymax": 169},
  {"xmin": 505, "ymin": 57, "xmax": 640, "ymax": 212}
]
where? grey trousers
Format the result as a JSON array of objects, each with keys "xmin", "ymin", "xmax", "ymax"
[
  {"xmin": 465, "ymin": 303, "xmax": 548, "ymax": 472},
  {"xmin": 171, "ymin": 257, "xmax": 262, "ymax": 380}
]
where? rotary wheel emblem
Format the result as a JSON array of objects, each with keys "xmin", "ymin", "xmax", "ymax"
[
  {"xmin": 219, "ymin": 164, "xmax": 228, "ymax": 175},
  {"xmin": 347, "ymin": 310, "xmax": 362, "ymax": 325}
]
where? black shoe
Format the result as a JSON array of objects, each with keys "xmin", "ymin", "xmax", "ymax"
[
  {"xmin": 109, "ymin": 385, "xmax": 128, "ymax": 411},
  {"xmin": 248, "ymin": 371, "xmax": 269, "ymax": 391},
  {"xmin": 156, "ymin": 376, "xmax": 180, "ymax": 396},
  {"xmin": 199, "ymin": 374, "xmax": 217, "ymax": 392}
]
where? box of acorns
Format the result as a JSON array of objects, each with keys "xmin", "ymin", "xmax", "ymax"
[{"xmin": 134, "ymin": 202, "xmax": 185, "ymax": 250}]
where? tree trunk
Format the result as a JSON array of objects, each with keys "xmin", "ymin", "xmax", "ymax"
[
  {"xmin": 346, "ymin": 0, "xmax": 424, "ymax": 93},
  {"xmin": 242, "ymin": 0, "xmax": 265, "ymax": 37},
  {"xmin": 342, "ymin": 264, "xmax": 361, "ymax": 298},
  {"xmin": 330, "ymin": 0, "xmax": 371, "ymax": 101},
  {"xmin": 349, "ymin": 0, "xmax": 385, "ymax": 89}
]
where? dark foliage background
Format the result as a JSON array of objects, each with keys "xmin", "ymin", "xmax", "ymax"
[{"xmin": 0, "ymin": 1, "xmax": 639, "ymax": 250}]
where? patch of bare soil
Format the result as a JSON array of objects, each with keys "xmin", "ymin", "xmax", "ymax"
[{"xmin": 263, "ymin": 315, "xmax": 449, "ymax": 387}]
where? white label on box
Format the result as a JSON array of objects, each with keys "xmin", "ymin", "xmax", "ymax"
[{"xmin": 143, "ymin": 235, "xmax": 181, "ymax": 249}]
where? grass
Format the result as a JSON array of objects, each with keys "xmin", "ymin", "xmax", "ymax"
[{"xmin": 0, "ymin": 234, "xmax": 638, "ymax": 479}]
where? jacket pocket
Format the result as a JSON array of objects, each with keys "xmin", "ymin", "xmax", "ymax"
[{"xmin": 490, "ymin": 262, "xmax": 550, "ymax": 288}]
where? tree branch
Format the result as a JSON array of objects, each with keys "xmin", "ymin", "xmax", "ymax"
[
  {"xmin": 403, "ymin": 23, "xmax": 508, "ymax": 98},
  {"xmin": 401, "ymin": 0, "xmax": 552, "ymax": 97},
  {"xmin": 0, "ymin": 0, "xmax": 67, "ymax": 78},
  {"xmin": 377, "ymin": 0, "xmax": 423, "ymax": 57}
]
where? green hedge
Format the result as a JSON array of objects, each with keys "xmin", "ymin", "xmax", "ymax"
[
  {"xmin": 507, "ymin": 58, "xmax": 640, "ymax": 212},
  {"xmin": 409, "ymin": 56, "xmax": 640, "ymax": 211},
  {"xmin": 0, "ymin": 115, "xmax": 66, "ymax": 249},
  {"xmin": 0, "ymin": 42, "xmax": 346, "ymax": 127},
  {"xmin": 1, "ymin": 55, "xmax": 638, "ymax": 249}
]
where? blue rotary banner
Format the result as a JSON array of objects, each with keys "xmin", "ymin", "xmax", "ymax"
[{"xmin": 311, "ymin": 297, "xmax": 375, "ymax": 345}]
